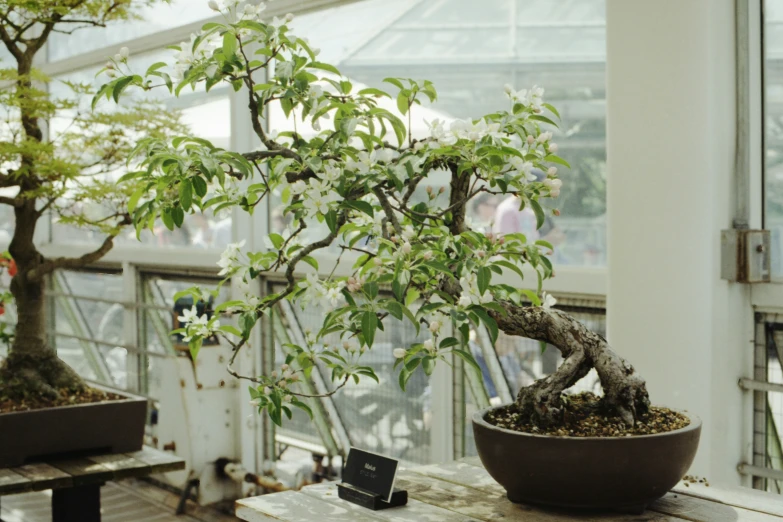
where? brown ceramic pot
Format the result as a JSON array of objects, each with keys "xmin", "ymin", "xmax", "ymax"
[
  {"xmin": 472, "ymin": 406, "xmax": 701, "ymax": 511},
  {"xmin": 0, "ymin": 383, "xmax": 147, "ymax": 467}
]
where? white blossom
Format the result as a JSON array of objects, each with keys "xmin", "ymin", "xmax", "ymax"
[
  {"xmin": 289, "ymin": 180, "xmax": 307, "ymax": 196},
  {"xmin": 548, "ymin": 143, "xmax": 558, "ymax": 153},
  {"xmin": 537, "ymin": 131, "xmax": 553, "ymax": 144},
  {"xmin": 429, "ymin": 320, "xmax": 441, "ymax": 334},
  {"xmin": 423, "ymin": 339, "xmax": 434, "ymax": 351},
  {"xmin": 208, "ymin": 0, "xmax": 220, "ymax": 11},
  {"xmin": 526, "ymin": 85, "xmax": 545, "ymax": 111},
  {"xmin": 178, "ymin": 306, "xmax": 199, "ymax": 325},
  {"xmin": 393, "ymin": 348, "xmax": 406, "ymax": 359},
  {"xmin": 303, "ymin": 190, "xmax": 340, "ymax": 215},
  {"xmin": 459, "ymin": 273, "xmax": 492, "ymax": 306},
  {"xmin": 402, "ymin": 225, "xmax": 415, "ymax": 241},
  {"xmin": 217, "ymin": 240, "xmax": 246, "ymax": 276},
  {"xmin": 543, "ymin": 178, "xmax": 562, "ymax": 197},
  {"xmin": 542, "ymin": 292, "xmax": 557, "ymax": 309}
]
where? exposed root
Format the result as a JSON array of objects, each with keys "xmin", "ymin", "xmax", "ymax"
[
  {"xmin": 490, "ymin": 304, "xmax": 650, "ymax": 427},
  {"xmin": 0, "ymin": 348, "xmax": 87, "ymax": 401}
]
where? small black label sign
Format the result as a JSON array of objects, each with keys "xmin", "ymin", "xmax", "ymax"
[{"xmin": 342, "ymin": 448, "xmax": 399, "ymax": 502}]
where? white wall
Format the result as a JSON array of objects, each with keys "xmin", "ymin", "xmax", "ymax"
[{"xmin": 606, "ymin": 0, "xmax": 754, "ymax": 486}]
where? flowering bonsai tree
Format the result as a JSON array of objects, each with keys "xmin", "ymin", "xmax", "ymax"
[
  {"xmin": 105, "ymin": 0, "xmax": 650, "ymax": 428},
  {"xmin": 0, "ymin": 0, "xmax": 181, "ymax": 401}
]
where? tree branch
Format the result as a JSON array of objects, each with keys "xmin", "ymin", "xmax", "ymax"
[
  {"xmin": 0, "ymin": 195, "xmax": 21, "ymax": 207},
  {"xmin": 28, "ymin": 215, "xmax": 130, "ymax": 281}
]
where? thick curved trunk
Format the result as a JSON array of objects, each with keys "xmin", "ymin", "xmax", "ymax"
[
  {"xmin": 490, "ymin": 303, "xmax": 650, "ymax": 426},
  {"xmin": 0, "ymin": 273, "xmax": 86, "ymax": 400}
]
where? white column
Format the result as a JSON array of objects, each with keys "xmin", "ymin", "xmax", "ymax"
[{"xmin": 606, "ymin": 0, "xmax": 755, "ymax": 485}]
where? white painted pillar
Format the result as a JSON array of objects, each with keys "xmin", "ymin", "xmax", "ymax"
[{"xmin": 606, "ymin": 0, "xmax": 755, "ymax": 486}]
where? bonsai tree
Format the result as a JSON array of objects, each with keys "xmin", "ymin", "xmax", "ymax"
[
  {"xmin": 0, "ymin": 0, "xmax": 181, "ymax": 401},
  {"xmin": 105, "ymin": 0, "xmax": 650, "ymax": 428}
]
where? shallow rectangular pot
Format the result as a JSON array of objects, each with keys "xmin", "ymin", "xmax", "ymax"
[{"xmin": 0, "ymin": 384, "xmax": 147, "ymax": 468}]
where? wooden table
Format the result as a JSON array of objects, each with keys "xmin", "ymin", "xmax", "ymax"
[
  {"xmin": 236, "ymin": 457, "xmax": 783, "ymax": 521},
  {"xmin": 0, "ymin": 446, "xmax": 185, "ymax": 522}
]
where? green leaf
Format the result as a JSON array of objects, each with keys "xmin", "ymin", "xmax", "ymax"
[
  {"xmin": 422, "ymin": 356, "xmax": 436, "ymax": 376},
  {"xmin": 189, "ymin": 337, "xmax": 203, "ymax": 361},
  {"xmin": 192, "ymin": 176, "xmax": 208, "ymax": 197},
  {"xmin": 223, "ymin": 32, "xmax": 238, "ymax": 57},
  {"xmin": 292, "ymin": 399, "xmax": 313, "ymax": 419},
  {"xmin": 471, "ymin": 306, "xmax": 498, "ymax": 345},
  {"xmin": 543, "ymin": 103, "xmax": 561, "ymax": 120},
  {"xmin": 302, "ymin": 256, "xmax": 319, "ymax": 271},
  {"xmin": 218, "ymin": 325, "xmax": 243, "ymax": 337},
  {"xmin": 396, "ymin": 91, "xmax": 409, "ymax": 115},
  {"xmin": 344, "ymin": 200, "xmax": 374, "ymax": 217},
  {"xmin": 325, "ymin": 210, "xmax": 338, "ymax": 233},
  {"xmin": 112, "ymin": 75, "xmax": 138, "ymax": 102},
  {"xmin": 539, "ymin": 340, "xmax": 548, "ymax": 355},
  {"xmin": 361, "ymin": 311, "xmax": 377, "ymax": 348},
  {"xmin": 529, "ymin": 199, "xmax": 546, "ymax": 230},
  {"xmin": 439, "ymin": 337, "xmax": 459, "ymax": 349},
  {"xmin": 546, "ymin": 155, "xmax": 571, "ymax": 169},
  {"xmin": 127, "ymin": 188, "xmax": 144, "ymax": 214},
  {"xmin": 308, "ymin": 61, "xmax": 341, "ymax": 75},
  {"xmin": 179, "ymin": 180, "xmax": 193, "ymax": 212},
  {"xmin": 358, "ymin": 87, "xmax": 390, "ymax": 98},
  {"xmin": 161, "ymin": 208, "xmax": 174, "ymax": 231},
  {"xmin": 267, "ymin": 233, "xmax": 285, "ymax": 249},
  {"xmin": 453, "ymin": 348, "xmax": 482, "ymax": 376},
  {"xmin": 477, "ymin": 266, "xmax": 491, "ymax": 295},
  {"xmin": 383, "ymin": 77, "xmax": 404, "ymax": 90},
  {"xmin": 172, "ymin": 206, "xmax": 185, "ymax": 228}
]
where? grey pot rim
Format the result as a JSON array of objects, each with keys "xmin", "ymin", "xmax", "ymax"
[{"xmin": 472, "ymin": 403, "xmax": 702, "ymax": 441}]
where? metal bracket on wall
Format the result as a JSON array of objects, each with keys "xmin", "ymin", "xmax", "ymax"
[{"xmin": 721, "ymin": 229, "xmax": 771, "ymax": 283}]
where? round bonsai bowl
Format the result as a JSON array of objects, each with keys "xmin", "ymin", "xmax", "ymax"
[{"xmin": 472, "ymin": 406, "xmax": 701, "ymax": 511}]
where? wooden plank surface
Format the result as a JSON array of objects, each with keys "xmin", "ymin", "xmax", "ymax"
[
  {"xmin": 650, "ymin": 491, "xmax": 781, "ymax": 522},
  {"xmin": 237, "ymin": 490, "xmax": 384, "ymax": 522},
  {"xmin": 455, "ymin": 455, "xmax": 783, "ymax": 521},
  {"xmin": 87, "ymin": 453, "xmax": 152, "ymax": 479},
  {"xmin": 396, "ymin": 470, "xmax": 683, "ymax": 521},
  {"xmin": 231, "ymin": 456, "xmax": 783, "ymax": 522},
  {"xmin": 49, "ymin": 458, "xmax": 114, "ymax": 486},
  {"xmin": 671, "ymin": 482, "xmax": 783, "ymax": 518},
  {"xmin": 0, "ymin": 468, "xmax": 31, "ymax": 494},
  {"xmin": 0, "ymin": 446, "xmax": 184, "ymax": 496},
  {"xmin": 13, "ymin": 463, "xmax": 72, "ymax": 492},
  {"xmin": 301, "ymin": 482, "xmax": 482, "ymax": 522},
  {"xmin": 128, "ymin": 447, "xmax": 186, "ymax": 474}
]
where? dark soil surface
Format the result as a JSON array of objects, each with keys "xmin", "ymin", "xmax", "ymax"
[
  {"xmin": 486, "ymin": 392, "xmax": 690, "ymax": 437},
  {"xmin": 0, "ymin": 387, "xmax": 125, "ymax": 413}
]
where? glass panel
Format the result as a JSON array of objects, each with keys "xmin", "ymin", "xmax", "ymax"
[
  {"xmin": 273, "ymin": 285, "xmax": 432, "ymax": 465},
  {"xmin": 767, "ymin": 0, "xmax": 783, "ymax": 277},
  {"xmin": 48, "ymin": 51, "xmax": 233, "ymax": 249},
  {"xmin": 52, "ymin": 270, "xmax": 127, "ymax": 387},
  {"xmin": 47, "ymin": 1, "xmax": 216, "ymax": 62},
  {"xmin": 0, "ymin": 205, "xmax": 13, "ymax": 245},
  {"xmin": 274, "ymin": 0, "xmax": 607, "ymax": 266}
]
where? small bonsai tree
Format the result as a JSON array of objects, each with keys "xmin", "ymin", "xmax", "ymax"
[
  {"xmin": 105, "ymin": 0, "xmax": 650, "ymax": 428},
  {"xmin": 0, "ymin": 0, "xmax": 181, "ymax": 401}
]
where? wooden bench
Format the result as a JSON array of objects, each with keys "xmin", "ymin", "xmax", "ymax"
[
  {"xmin": 0, "ymin": 446, "xmax": 185, "ymax": 522},
  {"xmin": 236, "ymin": 456, "xmax": 783, "ymax": 521}
]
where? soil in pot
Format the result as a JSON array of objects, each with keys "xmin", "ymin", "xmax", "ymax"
[
  {"xmin": 0, "ymin": 386, "xmax": 125, "ymax": 413},
  {"xmin": 485, "ymin": 392, "xmax": 690, "ymax": 437}
]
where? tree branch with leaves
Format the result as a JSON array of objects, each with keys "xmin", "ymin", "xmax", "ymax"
[
  {"xmin": 103, "ymin": 0, "xmax": 649, "ymax": 428},
  {"xmin": 0, "ymin": 0, "xmax": 183, "ymax": 401}
]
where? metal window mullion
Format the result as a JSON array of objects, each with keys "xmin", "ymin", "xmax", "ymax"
[
  {"xmin": 122, "ymin": 262, "xmax": 142, "ymax": 393},
  {"xmin": 51, "ymin": 272, "xmax": 113, "ymax": 384}
]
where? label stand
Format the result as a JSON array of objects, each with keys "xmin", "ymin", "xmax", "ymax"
[{"xmin": 336, "ymin": 482, "xmax": 408, "ymax": 511}]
